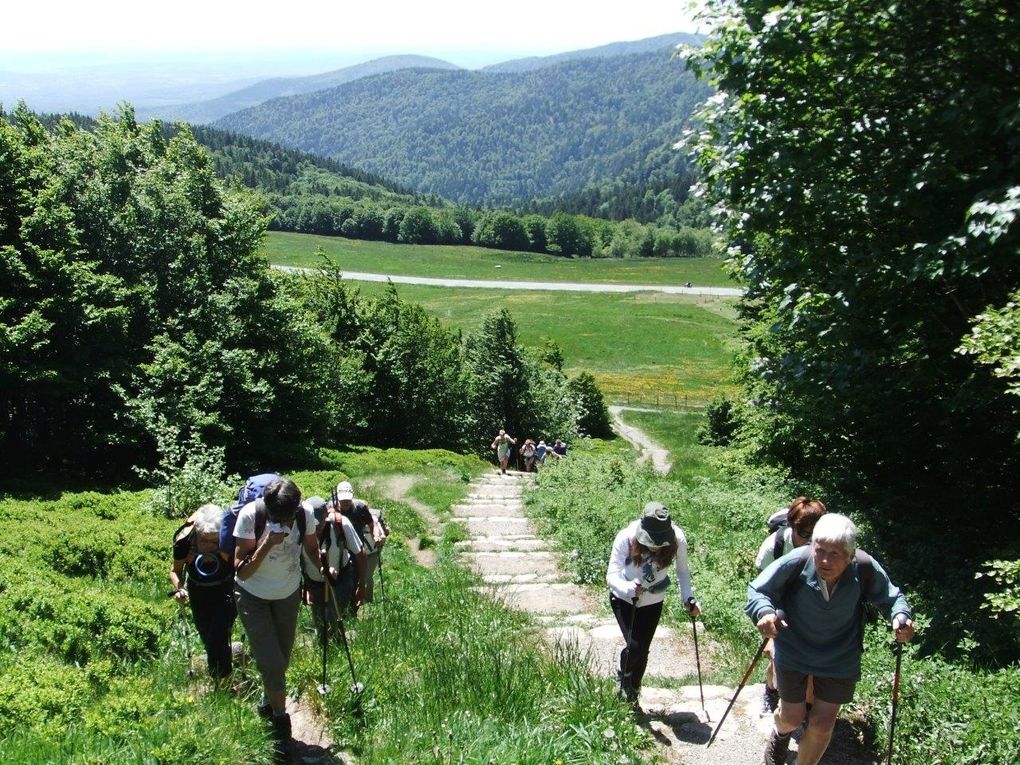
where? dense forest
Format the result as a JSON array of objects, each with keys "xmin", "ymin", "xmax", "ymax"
[
  {"xmin": 0, "ymin": 107, "xmax": 612, "ymax": 488},
  {"xmin": 691, "ymin": 0, "xmax": 1020, "ymax": 664},
  {"xmin": 216, "ymin": 49, "xmax": 711, "ymax": 207}
]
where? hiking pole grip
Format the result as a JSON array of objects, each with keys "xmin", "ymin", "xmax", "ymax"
[{"xmin": 706, "ymin": 609, "xmax": 784, "ymax": 748}]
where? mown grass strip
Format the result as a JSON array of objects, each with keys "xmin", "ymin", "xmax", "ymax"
[{"xmin": 264, "ymin": 230, "xmax": 735, "ymax": 287}]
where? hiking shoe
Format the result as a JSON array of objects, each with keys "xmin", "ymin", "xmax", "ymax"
[
  {"xmin": 763, "ymin": 727, "xmax": 791, "ymax": 765},
  {"xmin": 256, "ymin": 702, "xmax": 273, "ymax": 720},
  {"xmin": 762, "ymin": 685, "xmax": 780, "ymax": 713}
]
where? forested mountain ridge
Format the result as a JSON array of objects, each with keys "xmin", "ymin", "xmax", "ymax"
[
  {"xmin": 483, "ymin": 31, "xmax": 705, "ymax": 72},
  {"xmin": 143, "ymin": 55, "xmax": 461, "ymax": 125},
  {"xmin": 215, "ymin": 50, "xmax": 711, "ymax": 207}
]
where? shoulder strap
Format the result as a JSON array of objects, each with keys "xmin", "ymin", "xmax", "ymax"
[
  {"xmin": 855, "ymin": 549, "xmax": 874, "ymax": 606},
  {"xmin": 253, "ymin": 499, "xmax": 267, "ymax": 539},
  {"xmin": 773, "ymin": 529, "xmax": 786, "ymax": 561}
]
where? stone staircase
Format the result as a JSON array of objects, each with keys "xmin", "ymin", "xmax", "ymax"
[{"xmin": 450, "ymin": 469, "xmax": 872, "ymax": 764}]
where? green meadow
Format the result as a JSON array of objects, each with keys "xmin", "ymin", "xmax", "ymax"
[
  {"xmin": 350, "ymin": 280, "xmax": 741, "ymax": 405},
  {"xmin": 264, "ymin": 230, "xmax": 735, "ymax": 287}
]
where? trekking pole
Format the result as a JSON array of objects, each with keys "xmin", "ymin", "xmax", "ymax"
[
  {"xmin": 706, "ymin": 610, "xmax": 785, "ymax": 748},
  {"xmin": 687, "ymin": 597, "xmax": 707, "ymax": 720},
  {"xmin": 323, "ymin": 576, "xmax": 365, "ymax": 694},
  {"xmin": 619, "ymin": 592, "xmax": 640, "ymax": 701},
  {"xmin": 377, "ymin": 549, "xmax": 385, "ymax": 603},
  {"xmin": 316, "ymin": 585, "xmax": 331, "ymax": 695},
  {"xmin": 885, "ymin": 640, "xmax": 904, "ymax": 765}
]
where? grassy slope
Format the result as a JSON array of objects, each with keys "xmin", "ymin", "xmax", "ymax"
[
  {"xmin": 0, "ymin": 448, "xmax": 652, "ymax": 765},
  {"xmin": 352, "ymin": 280, "xmax": 740, "ymax": 405},
  {"xmin": 264, "ymin": 230, "xmax": 735, "ymax": 287}
]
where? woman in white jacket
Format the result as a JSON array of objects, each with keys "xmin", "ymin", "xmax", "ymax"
[{"xmin": 606, "ymin": 501, "xmax": 701, "ymax": 703}]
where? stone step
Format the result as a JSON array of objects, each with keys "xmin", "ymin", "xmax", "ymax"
[
  {"xmin": 457, "ymin": 517, "xmax": 536, "ymax": 537},
  {"xmin": 544, "ymin": 623, "xmax": 701, "ymax": 680},
  {"xmin": 474, "ymin": 582, "xmax": 593, "ymax": 615},
  {"xmin": 481, "ymin": 572, "xmax": 565, "ymax": 584},
  {"xmin": 456, "ymin": 538, "xmax": 553, "ymax": 552},
  {"xmin": 466, "ymin": 492, "xmax": 525, "ymax": 501},
  {"xmin": 451, "ymin": 502, "xmax": 526, "ymax": 517},
  {"xmin": 461, "ymin": 550, "xmax": 560, "ymax": 574}
]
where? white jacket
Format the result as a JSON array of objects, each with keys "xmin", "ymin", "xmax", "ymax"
[{"xmin": 606, "ymin": 520, "xmax": 694, "ymax": 606}]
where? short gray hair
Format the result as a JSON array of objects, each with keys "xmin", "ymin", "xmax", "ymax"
[
  {"xmin": 812, "ymin": 513, "xmax": 857, "ymax": 556},
  {"xmin": 193, "ymin": 503, "xmax": 224, "ymax": 535}
]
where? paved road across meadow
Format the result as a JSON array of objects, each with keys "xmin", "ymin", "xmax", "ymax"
[{"xmin": 275, "ymin": 266, "xmax": 743, "ymax": 296}]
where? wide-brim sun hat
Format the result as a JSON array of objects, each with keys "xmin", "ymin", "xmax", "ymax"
[{"xmin": 636, "ymin": 501, "xmax": 675, "ymax": 548}]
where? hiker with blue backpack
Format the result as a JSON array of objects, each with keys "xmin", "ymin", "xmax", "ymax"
[
  {"xmin": 232, "ymin": 477, "xmax": 320, "ymax": 762},
  {"xmin": 748, "ymin": 513, "xmax": 915, "ymax": 765}
]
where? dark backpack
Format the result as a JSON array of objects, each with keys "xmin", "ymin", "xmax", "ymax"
[
  {"xmin": 341, "ymin": 499, "xmax": 376, "ymax": 550},
  {"xmin": 767, "ymin": 509, "xmax": 789, "ymax": 561},
  {"xmin": 218, "ymin": 473, "xmax": 307, "ymax": 558}
]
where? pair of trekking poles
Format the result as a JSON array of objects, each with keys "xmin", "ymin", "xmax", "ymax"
[{"xmin": 705, "ymin": 609, "xmax": 906, "ymax": 765}]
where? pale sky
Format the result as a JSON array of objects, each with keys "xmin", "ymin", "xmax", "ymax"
[{"xmin": 3, "ymin": 0, "xmax": 704, "ymax": 68}]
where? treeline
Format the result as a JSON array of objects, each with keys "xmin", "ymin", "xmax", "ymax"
[
  {"xmin": 270, "ymin": 197, "xmax": 715, "ymax": 258},
  {"xmin": 0, "ymin": 107, "xmax": 611, "ymax": 481},
  {"xmin": 216, "ymin": 50, "xmax": 712, "ymax": 208}
]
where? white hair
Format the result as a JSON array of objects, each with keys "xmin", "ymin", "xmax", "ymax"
[
  {"xmin": 193, "ymin": 503, "xmax": 224, "ymax": 535},
  {"xmin": 812, "ymin": 513, "xmax": 857, "ymax": 556}
]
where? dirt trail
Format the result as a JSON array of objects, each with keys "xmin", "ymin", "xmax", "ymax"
[{"xmin": 609, "ymin": 405, "xmax": 672, "ymax": 474}]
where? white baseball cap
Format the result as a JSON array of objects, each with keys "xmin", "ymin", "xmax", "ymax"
[{"xmin": 335, "ymin": 481, "xmax": 354, "ymax": 500}]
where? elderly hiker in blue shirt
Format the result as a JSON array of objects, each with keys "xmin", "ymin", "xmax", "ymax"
[{"xmin": 746, "ymin": 513, "xmax": 915, "ymax": 765}]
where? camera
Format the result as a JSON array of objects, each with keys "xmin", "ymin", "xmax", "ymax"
[{"xmin": 267, "ymin": 521, "xmax": 288, "ymax": 535}]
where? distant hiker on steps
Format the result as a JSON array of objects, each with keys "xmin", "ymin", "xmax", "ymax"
[
  {"xmin": 491, "ymin": 429, "xmax": 517, "ymax": 474},
  {"xmin": 748, "ymin": 513, "xmax": 915, "ymax": 765},
  {"xmin": 606, "ymin": 501, "xmax": 700, "ymax": 704}
]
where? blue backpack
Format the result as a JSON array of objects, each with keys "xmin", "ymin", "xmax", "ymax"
[{"xmin": 219, "ymin": 473, "xmax": 290, "ymax": 558}]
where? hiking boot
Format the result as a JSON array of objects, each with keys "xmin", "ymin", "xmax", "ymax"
[
  {"xmin": 763, "ymin": 727, "xmax": 791, "ymax": 765},
  {"xmin": 762, "ymin": 685, "xmax": 780, "ymax": 713},
  {"xmin": 256, "ymin": 702, "xmax": 273, "ymax": 721},
  {"xmin": 271, "ymin": 713, "xmax": 292, "ymax": 764}
]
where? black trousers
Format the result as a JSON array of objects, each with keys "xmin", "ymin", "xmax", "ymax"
[
  {"xmin": 610, "ymin": 593, "xmax": 664, "ymax": 696},
  {"xmin": 189, "ymin": 582, "xmax": 237, "ymax": 678}
]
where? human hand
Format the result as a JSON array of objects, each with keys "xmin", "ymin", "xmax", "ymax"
[
  {"xmin": 173, "ymin": 588, "xmax": 188, "ymax": 605},
  {"xmin": 686, "ymin": 597, "xmax": 701, "ymax": 619},
  {"xmin": 756, "ymin": 610, "xmax": 788, "ymax": 639},
  {"xmin": 893, "ymin": 615, "xmax": 915, "ymax": 643}
]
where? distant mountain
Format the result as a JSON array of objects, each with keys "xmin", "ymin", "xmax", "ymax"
[
  {"xmin": 146, "ymin": 55, "xmax": 461, "ymax": 125},
  {"xmin": 215, "ymin": 48, "xmax": 711, "ymax": 207},
  {"xmin": 484, "ymin": 32, "xmax": 705, "ymax": 73}
]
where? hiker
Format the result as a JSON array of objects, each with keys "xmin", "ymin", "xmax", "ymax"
[
  {"xmin": 521, "ymin": 438, "xmax": 537, "ymax": 472},
  {"xmin": 747, "ymin": 513, "xmax": 915, "ymax": 765},
  {"xmin": 301, "ymin": 496, "xmax": 365, "ymax": 635},
  {"xmin": 535, "ymin": 439, "xmax": 548, "ymax": 467},
  {"xmin": 233, "ymin": 477, "xmax": 320, "ymax": 761},
  {"xmin": 170, "ymin": 503, "xmax": 237, "ymax": 685},
  {"xmin": 335, "ymin": 480, "xmax": 387, "ymax": 606},
  {"xmin": 606, "ymin": 501, "xmax": 700, "ymax": 704},
  {"xmin": 552, "ymin": 438, "xmax": 568, "ymax": 457},
  {"xmin": 491, "ymin": 429, "xmax": 517, "ymax": 474},
  {"xmin": 755, "ymin": 497, "xmax": 828, "ymax": 711}
]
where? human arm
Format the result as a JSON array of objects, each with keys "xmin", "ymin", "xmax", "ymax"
[
  {"xmin": 866, "ymin": 556, "xmax": 915, "ymax": 642},
  {"xmin": 606, "ymin": 528, "xmax": 642, "ymax": 601},
  {"xmin": 746, "ymin": 551, "xmax": 804, "ymax": 637},
  {"xmin": 672, "ymin": 529, "xmax": 699, "ymax": 615},
  {"xmin": 755, "ymin": 532, "xmax": 778, "ymax": 571},
  {"xmin": 233, "ymin": 508, "xmax": 287, "ymax": 580},
  {"xmin": 169, "ymin": 558, "xmax": 188, "ymax": 603}
]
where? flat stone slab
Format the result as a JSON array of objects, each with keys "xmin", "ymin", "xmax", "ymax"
[
  {"xmin": 478, "ymin": 582, "xmax": 593, "ymax": 615},
  {"xmin": 462, "ymin": 550, "xmax": 560, "ymax": 576},
  {"xmin": 456, "ymin": 538, "xmax": 553, "ymax": 552},
  {"xmin": 481, "ymin": 572, "xmax": 564, "ymax": 584},
  {"xmin": 452, "ymin": 502, "xmax": 526, "ymax": 517},
  {"xmin": 460, "ymin": 517, "xmax": 536, "ymax": 537},
  {"xmin": 545, "ymin": 623, "xmax": 701, "ymax": 681}
]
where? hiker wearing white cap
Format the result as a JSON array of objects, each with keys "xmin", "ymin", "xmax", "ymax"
[
  {"xmin": 333, "ymin": 480, "xmax": 389, "ymax": 607},
  {"xmin": 606, "ymin": 501, "xmax": 700, "ymax": 703}
]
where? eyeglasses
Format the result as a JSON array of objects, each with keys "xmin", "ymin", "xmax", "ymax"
[{"xmin": 794, "ymin": 527, "xmax": 815, "ymax": 540}]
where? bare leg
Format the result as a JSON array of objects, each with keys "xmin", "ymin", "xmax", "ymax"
[
  {"xmin": 794, "ymin": 699, "xmax": 841, "ymax": 765},
  {"xmin": 775, "ymin": 699, "xmax": 807, "ymax": 736}
]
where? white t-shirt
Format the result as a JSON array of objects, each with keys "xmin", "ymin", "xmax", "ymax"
[
  {"xmin": 234, "ymin": 502, "xmax": 316, "ymax": 600},
  {"xmin": 755, "ymin": 527, "xmax": 795, "ymax": 571},
  {"xmin": 304, "ymin": 513, "xmax": 364, "ymax": 581}
]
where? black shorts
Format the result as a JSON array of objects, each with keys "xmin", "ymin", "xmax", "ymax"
[{"xmin": 775, "ymin": 666, "xmax": 858, "ymax": 705}]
